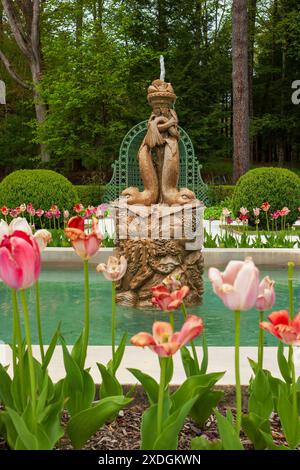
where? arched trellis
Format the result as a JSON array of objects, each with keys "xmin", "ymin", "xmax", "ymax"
[{"xmin": 103, "ymin": 120, "xmax": 208, "ymax": 204}]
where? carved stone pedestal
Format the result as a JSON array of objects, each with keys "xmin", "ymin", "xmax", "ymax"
[{"xmin": 113, "ymin": 200, "xmax": 204, "ymax": 308}]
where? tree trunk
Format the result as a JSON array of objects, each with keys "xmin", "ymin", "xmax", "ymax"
[
  {"xmin": 0, "ymin": 0, "xmax": 50, "ymax": 161},
  {"xmin": 232, "ymin": 0, "xmax": 250, "ymax": 183},
  {"xmin": 248, "ymin": 0, "xmax": 256, "ymax": 163}
]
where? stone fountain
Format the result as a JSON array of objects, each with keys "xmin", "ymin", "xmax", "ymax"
[{"xmin": 113, "ymin": 60, "xmax": 205, "ymax": 308}]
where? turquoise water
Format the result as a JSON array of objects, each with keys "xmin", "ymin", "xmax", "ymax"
[{"xmin": 0, "ymin": 267, "xmax": 299, "ymax": 346}]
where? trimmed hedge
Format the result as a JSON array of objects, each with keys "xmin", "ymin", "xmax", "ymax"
[
  {"xmin": 75, "ymin": 185, "xmax": 105, "ymax": 207},
  {"xmin": 208, "ymin": 185, "xmax": 235, "ymax": 205},
  {"xmin": 0, "ymin": 170, "xmax": 78, "ymax": 212},
  {"xmin": 233, "ymin": 167, "xmax": 300, "ymax": 227}
]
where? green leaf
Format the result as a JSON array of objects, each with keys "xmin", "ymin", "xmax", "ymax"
[
  {"xmin": 98, "ymin": 363, "xmax": 122, "ymax": 399},
  {"xmin": 277, "ymin": 384, "xmax": 300, "ymax": 449},
  {"xmin": 67, "ymin": 396, "xmax": 132, "ymax": 449},
  {"xmin": 71, "ymin": 332, "xmax": 84, "ymax": 367},
  {"xmin": 248, "ymin": 369, "xmax": 273, "ymax": 420},
  {"xmin": 180, "ymin": 346, "xmax": 196, "ymax": 377},
  {"xmin": 200, "ymin": 334, "xmax": 208, "ymax": 374},
  {"xmin": 6, "ymin": 407, "xmax": 38, "ymax": 450},
  {"xmin": 190, "ymin": 390, "xmax": 223, "ymax": 427},
  {"xmin": 0, "ymin": 364, "xmax": 13, "ymax": 408},
  {"xmin": 277, "ymin": 342, "xmax": 292, "ymax": 384},
  {"xmin": 170, "ymin": 372, "xmax": 224, "ymax": 413},
  {"xmin": 128, "ymin": 368, "xmax": 159, "ymax": 404},
  {"xmin": 242, "ymin": 413, "xmax": 271, "ymax": 450},
  {"xmin": 191, "ymin": 436, "xmax": 222, "ymax": 450},
  {"xmin": 153, "ymin": 396, "xmax": 199, "ymax": 450},
  {"xmin": 215, "ymin": 410, "xmax": 244, "ymax": 450},
  {"xmin": 140, "ymin": 403, "xmax": 158, "ymax": 450},
  {"xmin": 107, "ymin": 331, "xmax": 127, "ymax": 375},
  {"xmin": 43, "ymin": 322, "xmax": 61, "ymax": 370}
]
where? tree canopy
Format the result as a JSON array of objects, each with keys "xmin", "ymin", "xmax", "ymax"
[{"xmin": 0, "ymin": 0, "xmax": 299, "ymax": 184}]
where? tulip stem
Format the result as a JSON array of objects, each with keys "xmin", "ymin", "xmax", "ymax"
[
  {"xmin": 157, "ymin": 357, "xmax": 167, "ymax": 435},
  {"xmin": 168, "ymin": 311, "xmax": 174, "ymax": 329},
  {"xmin": 12, "ymin": 289, "xmax": 25, "ymax": 401},
  {"xmin": 111, "ymin": 281, "xmax": 116, "ymax": 364},
  {"xmin": 81, "ymin": 259, "xmax": 90, "ymax": 369},
  {"xmin": 266, "ymin": 213, "xmax": 270, "ymax": 233},
  {"xmin": 35, "ymin": 281, "xmax": 45, "ymax": 363},
  {"xmin": 20, "ymin": 289, "xmax": 36, "ymax": 414},
  {"xmin": 258, "ymin": 311, "xmax": 264, "ymax": 369},
  {"xmin": 181, "ymin": 302, "xmax": 200, "ymax": 374},
  {"xmin": 288, "ymin": 262, "xmax": 294, "ymax": 320},
  {"xmin": 290, "ymin": 345, "xmax": 298, "ymax": 437},
  {"xmin": 288, "ymin": 262, "xmax": 294, "ymax": 367},
  {"xmin": 234, "ymin": 310, "xmax": 241, "ymax": 435}
]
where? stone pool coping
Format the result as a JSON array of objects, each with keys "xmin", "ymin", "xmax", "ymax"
[
  {"xmin": 42, "ymin": 247, "xmax": 300, "ymax": 267},
  {"xmin": 2, "ymin": 346, "xmax": 299, "ymax": 385}
]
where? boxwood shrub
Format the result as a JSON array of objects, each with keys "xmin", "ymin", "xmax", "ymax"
[
  {"xmin": 233, "ymin": 167, "xmax": 300, "ymax": 227},
  {"xmin": 0, "ymin": 170, "xmax": 78, "ymax": 212},
  {"xmin": 75, "ymin": 185, "xmax": 105, "ymax": 207},
  {"xmin": 208, "ymin": 185, "xmax": 235, "ymax": 205}
]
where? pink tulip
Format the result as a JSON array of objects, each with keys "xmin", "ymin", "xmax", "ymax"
[
  {"xmin": 0, "ymin": 230, "xmax": 41, "ymax": 289},
  {"xmin": 253, "ymin": 208, "xmax": 260, "ymax": 217},
  {"xmin": 151, "ymin": 284, "xmax": 190, "ymax": 311},
  {"xmin": 65, "ymin": 215, "xmax": 102, "ymax": 260},
  {"xmin": 260, "ymin": 310, "xmax": 300, "ymax": 346},
  {"xmin": 208, "ymin": 258, "xmax": 260, "ymax": 311},
  {"xmin": 255, "ymin": 276, "xmax": 275, "ymax": 311},
  {"xmin": 271, "ymin": 211, "xmax": 280, "ymax": 220},
  {"xmin": 130, "ymin": 315, "xmax": 204, "ymax": 356},
  {"xmin": 36, "ymin": 209, "xmax": 44, "ymax": 217},
  {"xmin": 279, "ymin": 207, "xmax": 290, "ymax": 217},
  {"xmin": 63, "ymin": 210, "xmax": 70, "ymax": 219},
  {"xmin": 10, "ymin": 209, "xmax": 18, "ymax": 218},
  {"xmin": 20, "ymin": 204, "xmax": 26, "ymax": 213},
  {"xmin": 0, "ymin": 218, "xmax": 32, "ymax": 242},
  {"xmin": 45, "ymin": 211, "xmax": 52, "ymax": 219},
  {"xmin": 96, "ymin": 255, "xmax": 127, "ymax": 281}
]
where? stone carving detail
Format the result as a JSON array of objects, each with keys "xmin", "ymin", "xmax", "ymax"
[
  {"xmin": 122, "ymin": 79, "xmax": 196, "ymax": 206},
  {"xmin": 115, "ymin": 238, "xmax": 204, "ymax": 308}
]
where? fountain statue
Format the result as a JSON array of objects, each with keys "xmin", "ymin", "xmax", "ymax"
[{"xmin": 113, "ymin": 60, "xmax": 204, "ymax": 308}]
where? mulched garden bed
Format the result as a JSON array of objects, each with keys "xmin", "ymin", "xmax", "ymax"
[{"xmin": 0, "ymin": 386, "xmax": 287, "ymax": 450}]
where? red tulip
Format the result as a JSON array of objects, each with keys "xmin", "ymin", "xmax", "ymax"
[
  {"xmin": 261, "ymin": 202, "xmax": 270, "ymax": 212},
  {"xmin": 260, "ymin": 310, "xmax": 300, "ymax": 345},
  {"xmin": 151, "ymin": 284, "xmax": 190, "ymax": 311},
  {"xmin": 65, "ymin": 215, "xmax": 102, "ymax": 260},
  {"xmin": 0, "ymin": 230, "xmax": 41, "ymax": 289},
  {"xmin": 130, "ymin": 315, "xmax": 204, "ymax": 356}
]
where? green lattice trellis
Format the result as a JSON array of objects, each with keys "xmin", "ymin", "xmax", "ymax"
[{"xmin": 103, "ymin": 120, "xmax": 208, "ymax": 204}]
